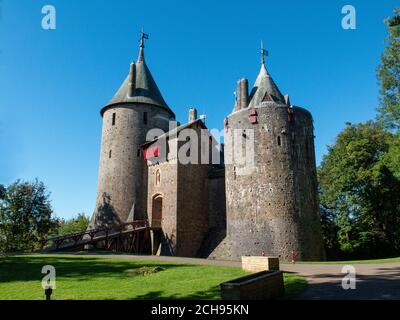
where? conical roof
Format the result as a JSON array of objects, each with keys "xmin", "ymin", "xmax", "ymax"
[
  {"xmin": 101, "ymin": 46, "xmax": 175, "ymax": 117},
  {"xmin": 248, "ymin": 62, "xmax": 285, "ymax": 108}
]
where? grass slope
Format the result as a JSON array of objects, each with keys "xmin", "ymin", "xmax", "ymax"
[
  {"xmin": 294, "ymin": 257, "xmax": 400, "ymax": 264},
  {"xmin": 0, "ymin": 254, "xmax": 305, "ymax": 300}
]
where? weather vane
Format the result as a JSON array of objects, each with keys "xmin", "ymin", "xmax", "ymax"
[
  {"xmin": 140, "ymin": 28, "xmax": 149, "ymax": 48},
  {"xmin": 260, "ymin": 40, "xmax": 268, "ymax": 65}
]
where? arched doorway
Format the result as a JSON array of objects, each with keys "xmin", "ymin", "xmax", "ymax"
[
  {"xmin": 151, "ymin": 195, "xmax": 163, "ymax": 229},
  {"xmin": 151, "ymin": 194, "xmax": 163, "ymax": 255}
]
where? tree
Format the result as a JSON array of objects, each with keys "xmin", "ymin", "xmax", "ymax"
[
  {"xmin": 0, "ymin": 179, "xmax": 58, "ymax": 252},
  {"xmin": 56, "ymin": 213, "xmax": 89, "ymax": 236},
  {"xmin": 377, "ymin": 8, "xmax": 400, "ymax": 131},
  {"xmin": 318, "ymin": 122, "xmax": 400, "ymax": 259},
  {"xmin": 319, "ymin": 204, "xmax": 341, "ymax": 259},
  {"xmin": 0, "ymin": 185, "xmax": 5, "ymax": 199},
  {"xmin": 380, "ymin": 134, "xmax": 400, "ymax": 179}
]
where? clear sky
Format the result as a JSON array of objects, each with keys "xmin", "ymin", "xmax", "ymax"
[{"xmin": 0, "ymin": 0, "xmax": 397, "ymax": 220}]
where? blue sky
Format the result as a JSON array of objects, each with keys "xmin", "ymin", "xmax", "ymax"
[{"xmin": 0, "ymin": 0, "xmax": 397, "ymax": 219}]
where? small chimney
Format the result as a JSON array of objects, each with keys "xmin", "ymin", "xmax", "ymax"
[
  {"xmin": 188, "ymin": 107, "xmax": 198, "ymax": 122},
  {"xmin": 284, "ymin": 94, "xmax": 291, "ymax": 105},
  {"xmin": 240, "ymin": 79, "xmax": 249, "ymax": 108},
  {"xmin": 236, "ymin": 79, "xmax": 249, "ymax": 109},
  {"xmin": 236, "ymin": 80, "xmax": 242, "ymax": 109},
  {"xmin": 128, "ymin": 62, "xmax": 136, "ymax": 97}
]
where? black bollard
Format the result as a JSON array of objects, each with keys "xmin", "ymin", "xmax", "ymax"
[{"xmin": 44, "ymin": 287, "xmax": 53, "ymax": 300}]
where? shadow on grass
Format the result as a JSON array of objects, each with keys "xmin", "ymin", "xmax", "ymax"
[
  {"xmin": 282, "ymin": 273, "xmax": 308, "ymax": 300},
  {"xmin": 132, "ymin": 286, "xmax": 221, "ymax": 300},
  {"xmin": 0, "ymin": 255, "xmax": 189, "ymax": 283}
]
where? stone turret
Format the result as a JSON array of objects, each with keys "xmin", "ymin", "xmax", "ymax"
[
  {"xmin": 89, "ymin": 33, "xmax": 175, "ymax": 229},
  {"xmin": 188, "ymin": 107, "xmax": 198, "ymax": 122},
  {"xmin": 223, "ymin": 49, "xmax": 326, "ymax": 261}
]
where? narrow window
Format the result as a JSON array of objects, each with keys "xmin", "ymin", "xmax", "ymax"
[
  {"xmin": 109, "ymin": 150, "xmax": 112, "ymax": 158},
  {"xmin": 143, "ymin": 112, "xmax": 148, "ymax": 125},
  {"xmin": 137, "ymin": 149, "xmax": 141, "ymax": 157},
  {"xmin": 277, "ymin": 135, "xmax": 282, "ymax": 147},
  {"xmin": 112, "ymin": 113, "xmax": 116, "ymax": 126},
  {"xmin": 155, "ymin": 170, "xmax": 161, "ymax": 185}
]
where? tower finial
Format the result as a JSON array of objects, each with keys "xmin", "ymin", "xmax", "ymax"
[
  {"xmin": 139, "ymin": 28, "xmax": 149, "ymax": 48},
  {"xmin": 138, "ymin": 28, "xmax": 149, "ymax": 62},
  {"xmin": 260, "ymin": 40, "xmax": 268, "ymax": 65}
]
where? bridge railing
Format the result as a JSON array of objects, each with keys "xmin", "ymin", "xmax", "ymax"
[{"xmin": 40, "ymin": 220, "xmax": 149, "ymax": 250}]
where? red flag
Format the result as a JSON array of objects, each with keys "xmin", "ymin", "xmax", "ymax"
[{"xmin": 143, "ymin": 146, "xmax": 159, "ymax": 160}]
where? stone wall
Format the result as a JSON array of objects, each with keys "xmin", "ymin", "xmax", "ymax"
[
  {"xmin": 147, "ymin": 160, "xmax": 178, "ymax": 255},
  {"xmin": 220, "ymin": 270, "xmax": 285, "ymax": 300},
  {"xmin": 223, "ymin": 102, "xmax": 325, "ymax": 261},
  {"xmin": 197, "ymin": 168, "xmax": 227, "ymax": 258},
  {"xmin": 241, "ymin": 256, "xmax": 280, "ymax": 272},
  {"xmin": 208, "ymin": 168, "xmax": 226, "ymax": 231},
  {"xmin": 176, "ymin": 163, "xmax": 209, "ymax": 257}
]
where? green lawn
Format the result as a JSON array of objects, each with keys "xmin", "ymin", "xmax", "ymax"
[
  {"xmin": 0, "ymin": 254, "xmax": 305, "ymax": 300},
  {"xmin": 292, "ymin": 256, "xmax": 400, "ymax": 265}
]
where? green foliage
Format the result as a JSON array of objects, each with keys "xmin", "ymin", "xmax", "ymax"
[
  {"xmin": 319, "ymin": 206, "xmax": 340, "ymax": 259},
  {"xmin": 377, "ymin": 8, "xmax": 400, "ymax": 131},
  {"xmin": 380, "ymin": 134, "xmax": 400, "ymax": 179},
  {"xmin": 0, "ymin": 185, "xmax": 6, "ymax": 199},
  {"xmin": 0, "ymin": 180, "xmax": 58, "ymax": 253},
  {"xmin": 56, "ymin": 213, "xmax": 89, "ymax": 236},
  {"xmin": 318, "ymin": 122, "xmax": 400, "ymax": 259}
]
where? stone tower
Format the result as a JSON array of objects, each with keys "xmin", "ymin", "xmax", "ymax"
[
  {"xmin": 89, "ymin": 34, "xmax": 175, "ymax": 228},
  {"xmin": 223, "ymin": 48, "xmax": 325, "ymax": 261}
]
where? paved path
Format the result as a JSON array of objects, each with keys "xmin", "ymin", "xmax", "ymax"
[
  {"xmin": 281, "ymin": 262, "xmax": 400, "ymax": 300},
  {"xmin": 62, "ymin": 252, "xmax": 400, "ymax": 300}
]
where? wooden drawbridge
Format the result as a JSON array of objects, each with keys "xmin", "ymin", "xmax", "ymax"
[{"xmin": 41, "ymin": 220, "xmax": 151, "ymax": 254}]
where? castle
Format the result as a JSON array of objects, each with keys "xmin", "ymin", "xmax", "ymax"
[{"xmin": 89, "ymin": 33, "xmax": 326, "ymax": 261}]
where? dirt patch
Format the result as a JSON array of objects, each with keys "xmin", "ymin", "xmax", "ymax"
[{"xmin": 127, "ymin": 266, "xmax": 165, "ymax": 276}]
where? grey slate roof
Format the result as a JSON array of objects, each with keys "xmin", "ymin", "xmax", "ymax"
[
  {"xmin": 101, "ymin": 47, "xmax": 175, "ymax": 117},
  {"xmin": 142, "ymin": 119, "xmax": 207, "ymax": 148},
  {"xmin": 248, "ymin": 63, "xmax": 286, "ymax": 108}
]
